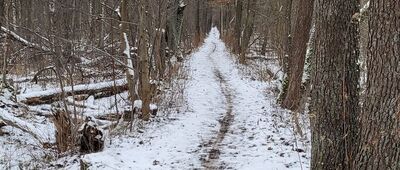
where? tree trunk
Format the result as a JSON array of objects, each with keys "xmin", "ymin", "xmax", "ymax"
[
  {"xmin": 0, "ymin": 0, "xmax": 8, "ymax": 89},
  {"xmin": 138, "ymin": 0, "xmax": 151, "ymax": 121},
  {"xmin": 354, "ymin": 1, "xmax": 400, "ymax": 169},
  {"xmin": 310, "ymin": 0, "xmax": 359, "ymax": 169},
  {"xmin": 0, "ymin": 0, "xmax": 3, "ymax": 30},
  {"xmin": 239, "ymin": 0, "xmax": 256, "ymax": 64},
  {"xmin": 282, "ymin": 0, "xmax": 292, "ymax": 76},
  {"xmin": 154, "ymin": 4, "xmax": 164, "ymax": 80},
  {"xmin": 120, "ymin": 0, "xmax": 136, "ymax": 102},
  {"xmin": 194, "ymin": 0, "xmax": 201, "ymax": 47},
  {"xmin": 166, "ymin": 0, "xmax": 186, "ymax": 58},
  {"xmin": 233, "ymin": 0, "xmax": 242, "ymax": 54},
  {"xmin": 281, "ymin": 0, "xmax": 314, "ymax": 110},
  {"xmin": 260, "ymin": 30, "xmax": 268, "ymax": 56}
]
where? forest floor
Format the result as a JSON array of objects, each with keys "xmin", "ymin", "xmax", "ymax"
[
  {"xmin": 64, "ymin": 28, "xmax": 310, "ymax": 170},
  {"xmin": 0, "ymin": 28, "xmax": 310, "ymax": 170}
]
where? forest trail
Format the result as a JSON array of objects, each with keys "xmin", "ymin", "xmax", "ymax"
[{"xmin": 76, "ymin": 28, "xmax": 309, "ymax": 170}]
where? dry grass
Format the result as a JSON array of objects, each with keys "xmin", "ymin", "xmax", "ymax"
[
  {"xmin": 52, "ymin": 110, "xmax": 82, "ymax": 153},
  {"xmin": 154, "ymin": 61, "xmax": 189, "ymax": 115}
]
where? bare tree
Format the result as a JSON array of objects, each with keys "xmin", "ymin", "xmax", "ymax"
[
  {"xmin": 137, "ymin": 0, "xmax": 151, "ymax": 121},
  {"xmin": 281, "ymin": 0, "xmax": 314, "ymax": 110},
  {"xmin": 166, "ymin": 0, "xmax": 186, "ymax": 58},
  {"xmin": 233, "ymin": 0, "xmax": 242, "ymax": 55},
  {"xmin": 239, "ymin": 0, "xmax": 256, "ymax": 64}
]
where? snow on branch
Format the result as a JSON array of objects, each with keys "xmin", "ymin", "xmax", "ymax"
[
  {"xmin": 0, "ymin": 109, "xmax": 47, "ymax": 143},
  {"xmin": 1, "ymin": 26, "xmax": 52, "ymax": 52}
]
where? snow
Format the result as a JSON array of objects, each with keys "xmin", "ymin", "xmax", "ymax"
[
  {"xmin": 134, "ymin": 100, "xmax": 143, "ymax": 109},
  {"xmin": 18, "ymin": 79, "xmax": 127, "ymax": 100},
  {"xmin": 0, "ymin": 90, "xmax": 56, "ymax": 169},
  {"xmin": 179, "ymin": 0, "xmax": 186, "ymax": 8},
  {"xmin": 69, "ymin": 28, "xmax": 310, "ymax": 169},
  {"xmin": 115, "ymin": 6, "xmax": 121, "ymax": 17},
  {"xmin": 1, "ymin": 26, "xmax": 51, "ymax": 52},
  {"xmin": 123, "ymin": 33, "xmax": 135, "ymax": 76},
  {"xmin": 360, "ymin": 1, "xmax": 370, "ymax": 14},
  {"xmin": 149, "ymin": 104, "xmax": 158, "ymax": 111}
]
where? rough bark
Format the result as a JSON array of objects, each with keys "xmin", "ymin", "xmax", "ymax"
[
  {"xmin": 138, "ymin": 0, "xmax": 151, "ymax": 121},
  {"xmin": 0, "ymin": 0, "xmax": 4, "ymax": 30},
  {"xmin": 120, "ymin": 0, "xmax": 137, "ymax": 103},
  {"xmin": 79, "ymin": 119, "xmax": 104, "ymax": 154},
  {"xmin": 354, "ymin": 1, "xmax": 400, "ymax": 169},
  {"xmin": 233, "ymin": 0, "xmax": 242, "ymax": 54},
  {"xmin": 166, "ymin": 0, "xmax": 186, "ymax": 57},
  {"xmin": 1, "ymin": 0, "xmax": 8, "ymax": 89},
  {"xmin": 281, "ymin": 0, "xmax": 314, "ymax": 110},
  {"xmin": 239, "ymin": 0, "xmax": 256, "ymax": 64},
  {"xmin": 194, "ymin": 0, "xmax": 201, "ymax": 47},
  {"xmin": 310, "ymin": 0, "xmax": 360, "ymax": 169},
  {"xmin": 282, "ymin": 0, "xmax": 292, "ymax": 76}
]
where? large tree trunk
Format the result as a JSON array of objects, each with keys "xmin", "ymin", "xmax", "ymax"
[
  {"xmin": 354, "ymin": 1, "xmax": 400, "ymax": 169},
  {"xmin": 310, "ymin": 0, "xmax": 359, "ymax": 169},
  {"xmin": 281, "ymin": 0, "xmax": 314, "ymax": 110}
]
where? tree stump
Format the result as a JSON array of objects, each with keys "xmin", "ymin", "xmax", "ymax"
[{"xmin": 79, "ymin": 117, "xmax": 104, "ymax": 153}]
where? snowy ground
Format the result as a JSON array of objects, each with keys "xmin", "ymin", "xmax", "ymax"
[{"xmin": 64, "ymin": 28, "xmax": 310, "ymax": 170}]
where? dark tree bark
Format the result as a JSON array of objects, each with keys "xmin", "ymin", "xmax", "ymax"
[
  {"xmin": 282, "ymin": 0, "xmax": 292, "ymax": 75},
  {"xmin": 354, "ymin": 1, "xmax": 400, "ymax": 169},
  {"xmin": 166, "ymin": 0, "xmax": 186, "ymax": 57},
  {"xmin": 233, "ymin": 0, "xmax": 242, "ymax": 54},
  {"xmin": 194, "ymin": 0, "xmax": 201, "ymax": 47},
  {"xmin": 138, "ymin": 0, "xmax": 151, "ymax": 121},
  {"xmin": 239, "ymin": 0, "xmax": 256, "ymax": 64},
  {"xmin": 281, "ymin": 0, "xmax": 314, "ymax": 110},
  {"xmin": 0, "ymin": 0, "xmax": 8, "ymax": 88},
  {"xmin": 20, "ymin": 0, "xmax": 33, "ymax": 41},
  {"xmin": 309, "ymin": 0, "xmax": 360, "ymax": 169},
  {"xmin": 0, "ymin": 0, "xmax": 3, "ymax": 29}
]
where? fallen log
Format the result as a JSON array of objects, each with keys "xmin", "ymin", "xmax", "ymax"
[{"xmin": 19, "ymin": 79, "xmax": 128, "ymax": 105}]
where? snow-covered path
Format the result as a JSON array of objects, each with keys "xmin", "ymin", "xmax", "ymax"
[{"xmin": 76, "ymin": 28, "xmax": 309, "ymax": 170}]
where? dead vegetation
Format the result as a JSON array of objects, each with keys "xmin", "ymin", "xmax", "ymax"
[{"xmin": 52, "ymin": 109, "xmax": 75, "ymax": 153}]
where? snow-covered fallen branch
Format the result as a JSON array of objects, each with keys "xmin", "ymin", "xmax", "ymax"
[
  {"xmin": 0, "ymin": 109, "xmax": 46, "ymax": 142},
  {"xmin": 18, "ymin": 79, "xmax": 128, "ymax": 105},
  {"xmin": 1, "ymin": 26, "xmax": 52, "ymax": 53}
]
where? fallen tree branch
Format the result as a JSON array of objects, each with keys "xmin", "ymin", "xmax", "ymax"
[
  {"xmin": 31, "ymin": 66, "xmax": 57, "ymax": 84},
  {"xmin": 0, "ymin": 109, "xmax": 46, "ymax": 142},
  {"xmin": 247, "ymin": 56, "xmax": 278, "ymax": 61},
  {"xmin": 19, "ymin": 79, "xmax": 128, "ymax": 105},
  {"xmin": 1, "ymin": 26, "xmax": 52, "ymax": 53}
]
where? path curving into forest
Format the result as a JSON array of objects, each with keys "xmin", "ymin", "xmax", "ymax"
[{"xmin": 75, "ymin": 28, "xmax": 309, "ymax": 170}]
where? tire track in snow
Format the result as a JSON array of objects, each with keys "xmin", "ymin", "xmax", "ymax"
[{"xmin": 200, "ymin": 43, "xmax": 236, "ymax": 170}]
